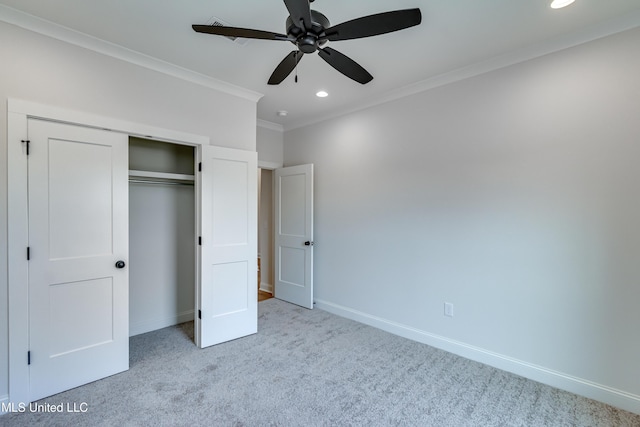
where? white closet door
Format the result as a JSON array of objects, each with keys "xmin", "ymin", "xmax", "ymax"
[
  {"xmin": 274, "ymin": 164, "xmax": 314, "ymax": 309},
  {"xmin": 27, "ymin": 119, "xmax": 129, "ymax": 401},
  {"xmin": 198, "ymin": 145, "xmax": 257, "ymax": 348}
]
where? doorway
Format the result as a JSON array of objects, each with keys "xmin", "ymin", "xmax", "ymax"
[
  {"xmin": 128, "ymin": 137, "xmax": 196, "ymax": 337},
  {"xmin": 258, "ymin": 168, "xmax": 274, "ymax": 302},
  {"xmin": 256, "ymin": 163, "xmax": 315, "ymax": 308}
]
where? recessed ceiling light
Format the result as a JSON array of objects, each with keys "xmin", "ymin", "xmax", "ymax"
[
  {"xmin": 277, "ymin": 110, "xmax": 288, "ymax": 117},
  {"xmin": 550, "ymin": 0, "xmax": 576, "ymax": 9},
  {"xmin": 316, "ymin": 91, "xmax": 329, "ymax": 98}
]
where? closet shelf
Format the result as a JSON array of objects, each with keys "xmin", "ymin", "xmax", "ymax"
[{"xmin": 129, "ymin": 170, "xmax": 195, "ymax": 183}]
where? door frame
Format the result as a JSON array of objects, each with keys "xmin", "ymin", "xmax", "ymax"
[
  {"xmin": 256, "ymin": 162, "xmax": 282, "ymax": 297},
  {"xmin": 7, "ymin": 99, "xmax": 209, "ymax": 405}
]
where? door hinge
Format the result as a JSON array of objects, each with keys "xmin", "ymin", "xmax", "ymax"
[
  {"xmin": 198, "ymin": 310, "xmax": 202, "ymax": 319},
  {"xmin": 27, "ymin": 351, "xmax": 31, "ymax": 365},
  {"xmin": 27, "ymin": 247, "xmax": 30, "ymax": 261},
  {"xmin": 198, "ymin": 162, "xmax": 202, "ymax": 172},
  {"xmin": 198, "ymin": 236, "xmax": 202, "ymax": 246},
  {"xmin": 21, "ymin": 139, "xmax": 30, "ymax": 156}
]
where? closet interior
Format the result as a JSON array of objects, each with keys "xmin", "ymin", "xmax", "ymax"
[{"xmin": 128, "ymin": 137, "xmax": 196, "ymax": 337}]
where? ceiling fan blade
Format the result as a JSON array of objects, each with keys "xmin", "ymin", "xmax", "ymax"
[
  {"xmin": 268, "ymin": 51, "xmax": 304, "ymax": 85},
  {"xmin": 283, "ymin": 0, "xmax": 313, "ymax": 30},
  {"xmin": 323, "ymin": 8, "xmax": 422, "ymax": 42},
  {"xmin": 193, "ymin": 25, "xmax": 292, "ymax": 41},
  {"xmin": 318, "ymin": 47, "xmax": 373, "ymax": 85}
]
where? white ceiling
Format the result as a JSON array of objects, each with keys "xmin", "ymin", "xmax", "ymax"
[{"xmin": 1, "ymin": 0, "xmax": 640, "ymax": 130}]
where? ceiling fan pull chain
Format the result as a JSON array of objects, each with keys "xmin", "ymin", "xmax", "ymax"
[{"xmin": 295, "ymin": 51, "xmax": 299, "ymax": 83}]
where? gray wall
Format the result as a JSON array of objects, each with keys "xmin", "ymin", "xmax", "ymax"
[
  {"xmin": 0, "ymin": 21, "xmax": 258, "ymax": 401},
  {"xmin": 284, "ymin": 27, "xmax": 640, "ymax": 411},
  {"xmin": 257, "ymin": 123, "xmax": 284, "ymax": 168}
]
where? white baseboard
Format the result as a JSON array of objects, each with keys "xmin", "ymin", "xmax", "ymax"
[
  {"xmin": 259, "ymin": 282, "xmax": 273, "ymax": 294},
  {"xmin": 129, "ymin": 310, "xmax": 194, "ymax": 337},
  {"xmin": 314, "ymin": 298, "xmax": 640, "ymax": 415}
]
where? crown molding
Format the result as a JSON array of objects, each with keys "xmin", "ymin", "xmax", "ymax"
[
  {"xmin": 3, "ymin": 4, "xmax": 638, "ymax": 132},
  {"xmin": 283, "ymin": 9, "xmax": 640, "ymax": 132},
  {"xmin": 257, "ymin": 119, "xmax": 284, "ymax": 132},
  {"xmin": 0, "ymin": 5, "xmax": 263, "ymax": 103}
]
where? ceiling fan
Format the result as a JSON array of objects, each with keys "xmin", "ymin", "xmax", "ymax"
[{"xmin": 193, "ymin": 0, "xmax": 422, "ymax": 85}]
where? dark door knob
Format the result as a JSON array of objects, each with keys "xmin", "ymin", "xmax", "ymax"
[
  {"xmin": 115, "ymin": 260, "xmax": 126, "ymax": 269},
  {"xmin": 304, "ymin": 241, "xmax": 314, "ymax": 246}
]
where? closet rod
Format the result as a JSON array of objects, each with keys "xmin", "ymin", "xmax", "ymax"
[{"xmin": 129, "ymin": 179, "xmax": 194, "ymax": 187}]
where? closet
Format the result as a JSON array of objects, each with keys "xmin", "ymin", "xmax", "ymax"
[
  {"xmin": 8, "ymin": 102, "xmax": 258, "ymax": 404},
  {"xmin": 128, "ymin": 137, "xmax": 196, "ymax": 337}
]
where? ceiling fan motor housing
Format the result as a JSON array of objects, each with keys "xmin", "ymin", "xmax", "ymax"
[{"xmin": 286, "ymin": 10, "xmax": 330, "ymax": 53}]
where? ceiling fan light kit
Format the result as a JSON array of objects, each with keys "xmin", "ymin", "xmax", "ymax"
[{"xmin": 193, "ymin": 0, "xmax": 422, "ymax": 85}]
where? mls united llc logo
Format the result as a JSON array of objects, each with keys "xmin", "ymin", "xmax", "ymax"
[{"xmin": 2, "ymin": 402, "xmax": 88, "ymax": 413}]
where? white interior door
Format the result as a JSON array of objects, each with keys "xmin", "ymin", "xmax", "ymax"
[
  {"xmin": 197, "ymin": 145, "xmax": 257, "ymax": 348},
  {"xmin": 27, "ymin": 119, "xmax": 129, "ymax": 401},
  {"xmin": 274, "ymin": 164, "xmax": 314, "ymax": 309}
]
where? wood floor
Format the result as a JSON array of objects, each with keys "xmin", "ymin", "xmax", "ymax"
[
  {"xmin": 258, "ymin": 290, "xmax": 273, "ymax": 302},
  {"xmin": 257, "ymin": 258, "xmax": 272, "ymax": 302}
]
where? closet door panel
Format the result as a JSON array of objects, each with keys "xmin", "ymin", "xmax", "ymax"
[
  {"xmin": 210, "ymin": 158, "xmax": 249, "ymax": 247},
  {"xmin": 27, "ymin": 119, "xmax": 129, "ymax": 402},
  {"xmin": 198, "ymin": 146, "xmax": 257, "ymax": 348}
]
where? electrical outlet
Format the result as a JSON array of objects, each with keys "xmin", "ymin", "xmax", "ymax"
[{"xmin": 444, "ymin": 302, "xmax": 454, "ymax": 317}]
